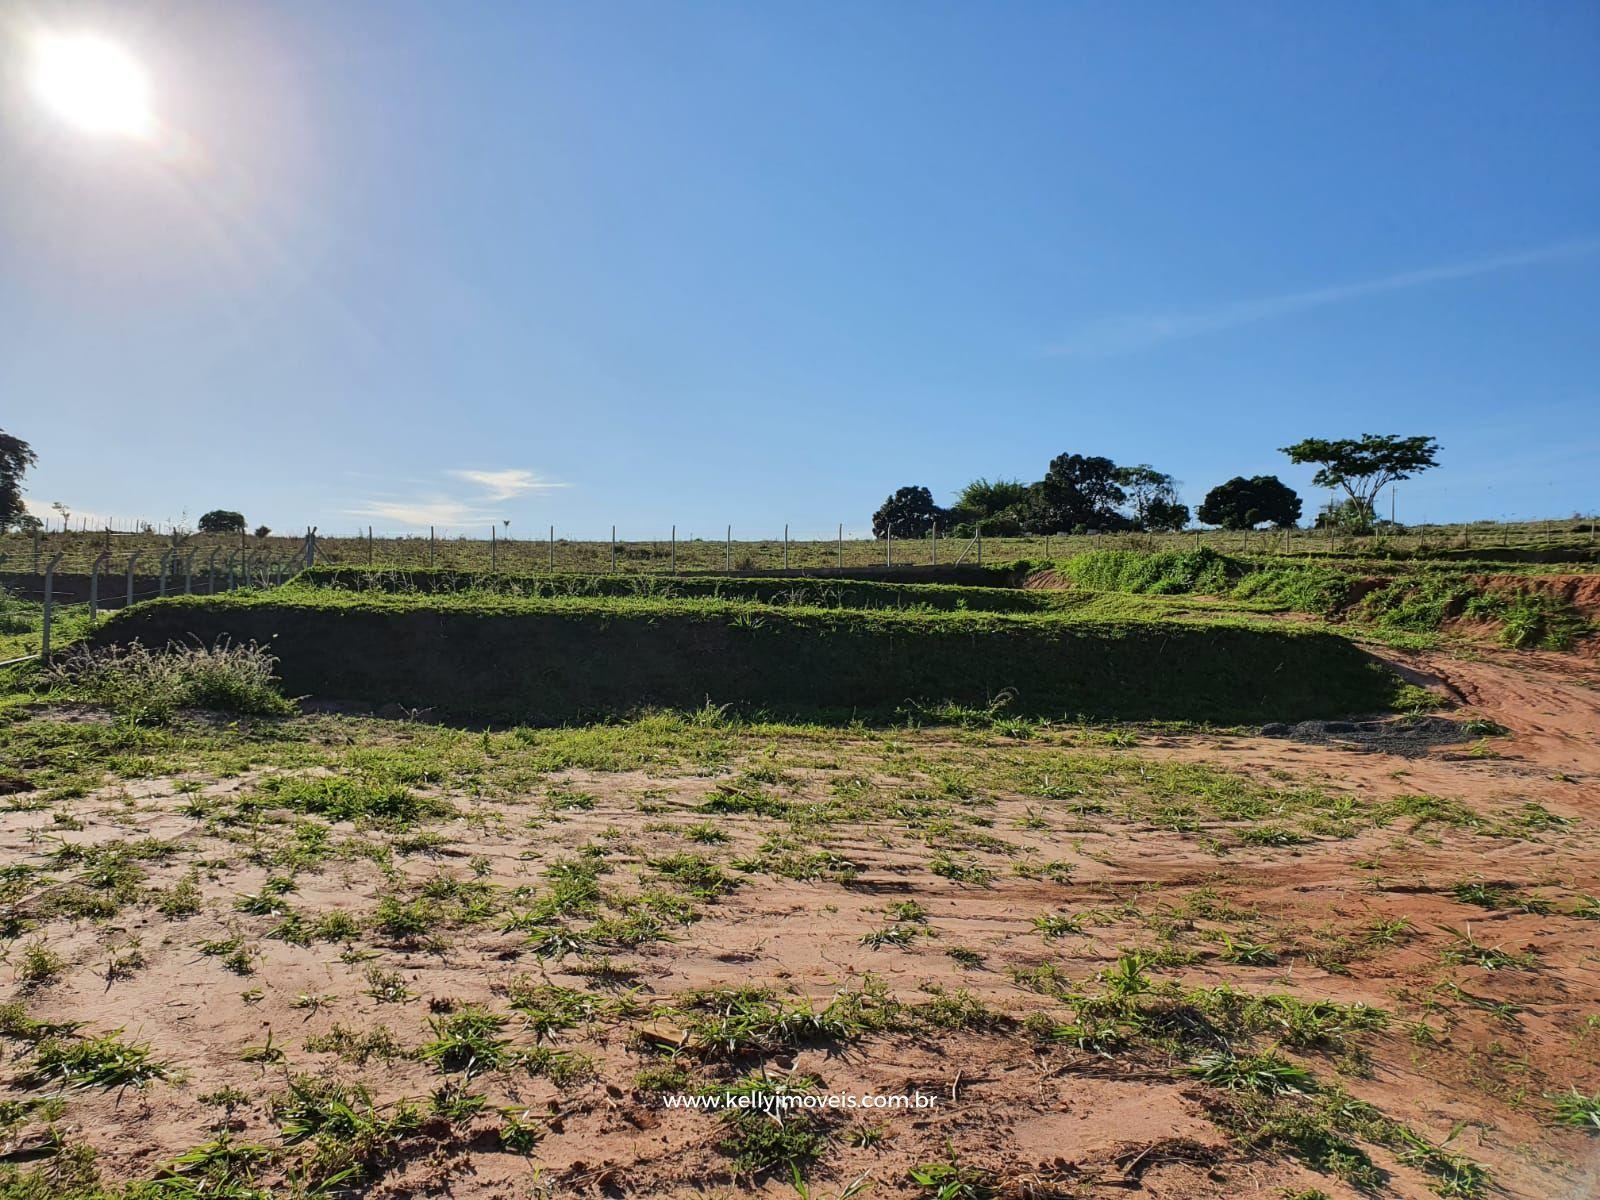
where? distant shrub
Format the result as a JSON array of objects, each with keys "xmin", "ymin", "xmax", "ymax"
[{"xmin": 47, "ymin": 639, "xmax": 295, "ymax": 722}]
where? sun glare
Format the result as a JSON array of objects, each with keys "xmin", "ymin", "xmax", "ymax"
[{"xmin": 31, "ymin": 33, "xmax": 154, "ymax": 138}]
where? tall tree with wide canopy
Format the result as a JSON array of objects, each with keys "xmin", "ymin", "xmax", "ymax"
[
  {"xmin": 1033, "ymin": 453, "xmax": 1127, "ymax": 532},
  {"xmin": 1280, "ymin": 434, "xmax": 1439, "ymax": 527}
]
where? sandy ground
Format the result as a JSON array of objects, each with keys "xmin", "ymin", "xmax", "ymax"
[{"xmin": 1, "ymin": 642, "xmax": 1598, "ymax": 1198}]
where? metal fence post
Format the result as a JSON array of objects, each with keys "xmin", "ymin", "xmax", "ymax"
[
  {"xmin": 41, "ymin": 553, "xmax": 62, "ymax": 660},
  {"xmin": 126, "ymin": 551, "xmax": 142, "ymax": 607}
]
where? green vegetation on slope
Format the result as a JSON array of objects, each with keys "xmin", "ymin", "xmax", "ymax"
[{"xmin": 93, "ymin": 589, "xmax": 1399, "ymax": 725}]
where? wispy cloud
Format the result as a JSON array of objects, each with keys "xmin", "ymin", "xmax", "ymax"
[
  {"xmin": 448, "ymin": 468, "xmax": 567, "ymax": 501},
  {"xmin": 345, "ymin": 496, "xmax": 503, "ymax": 530},
  {"xmin": 1049, "ymin": 238, "xmax": 1600, "ymax": 357},
  {"xmin": 344, "ymin": 467, "xmax": 567, "ymax": 531}
]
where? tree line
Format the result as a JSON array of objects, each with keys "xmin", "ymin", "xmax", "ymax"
[{"xmin": 872, "ymin": 434, "xmax": 1440, "ymax": 538}]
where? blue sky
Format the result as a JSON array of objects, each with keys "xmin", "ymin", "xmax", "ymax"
[{"xmin": 3, "ymin": 1, "xmax": 1597, "ymax": 537}]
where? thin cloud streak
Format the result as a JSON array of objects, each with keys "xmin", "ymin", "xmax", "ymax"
[
  {"xmin": 1049, "ymin": 238, "xmax": 1600, "ymax": 357},
  {"xmin": 344, "ymin": 467, "xmax": 568, "ymax": 531},
  {"xmin": 448, "ymin": 468, "xmax": 568, "ymax": 501},
  {"xmin": 345, "ymin": 496, "xmax": 504, "ymax": 531}
]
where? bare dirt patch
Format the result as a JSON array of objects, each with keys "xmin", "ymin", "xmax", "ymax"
[{"xmin": 1, "ymin": 649, "xmax": 1597, "ymax": 1198}]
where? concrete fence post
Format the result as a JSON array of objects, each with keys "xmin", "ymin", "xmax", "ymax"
[
  {"xmin": 783, "ymin": 524, "xmax": 789, "ymax": 570},
  {"xmin": 158, "ymin": 550, "xmax": 174, "ymax": 597},
  {"xmin": 931, "ymin": 522, "xmax": 937, "ymax": 565},
  {"xmin": 32, "ymin": 527, "xmax": 40, "ymax": 573},
  {"xmin": 89, "ymin": 551, "xmax": 108, "ymax": 621},
  {"xmin": 41, "ymin": 553, "xmax": 63, "ymax": 660},
  {"xmin": 886, "ymin": 525, "xmax": 892, "ymax": 567},
  {"xmin": 207, "ymin": 549, "xmax": 220, "ymax": 594},
  {"xmin": 429, "ymin": 526, "xmax": 435, "ymax": 567},
  {"xmin": 184, "ymin": 550, "xmax": 197, "ymax": 594},
  {"xmin": 126, "ymin": 551, "xmax": 142, "ymax": 608},
  {"xmin": 837, "ymin": 523, "xmax": 843, "ymax": 568}
]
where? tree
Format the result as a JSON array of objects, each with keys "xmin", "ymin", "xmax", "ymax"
[
  {"xmin": 198, "ymin": 509, "xmax": 247, "ymax": 534},
  {"xmin": 0, "ymin": 430, "xmax": 37, "ymax": 531},
  {"xmin": 1280, "ymin": 434, "xmax": 1439, "ymax": 529},
  {"xmin": 948, "ymin": 477, "xmax": 1033, "ymax": 535},
  {"xmin": 1033, "ymin": 454, "xmax": 1127, "ymax": 533},
  {"xmin": 1198, "ymin": 476, "xmax": 1302, "ymax": 530},
  {"xmin": 872, "ymin": 486, "xmax": 945, "ymax": 539},
  {"xmin": 1199, "ymin": 476, "xmax": 1301, "ymax": 530},
  {"xmin": 254, "ymin": 525, "xmax": 271, "ymax": 538},
  {"xmin": 1114, "ymin": 465, "xmax": 1188, "ymax": 531},
  {"xmin": 1142, "ymin": 496, "xmax": 1191, "ymax": 532}
]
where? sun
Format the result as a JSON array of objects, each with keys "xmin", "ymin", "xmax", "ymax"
[{"xmin": 31, "ymin": 32, "xmax": 154, "ymax": 139}]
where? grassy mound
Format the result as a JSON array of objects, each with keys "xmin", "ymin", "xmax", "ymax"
[
  {"xmin": 94, "ymin": 590, "xmax": 1399, "ymax": 724},
  {"xmin": 290, "ymin": 566, "xmax": 1046, "ymax": 611},
  {"xmin": 1046, "ymin": 549, "xmax": 1593, "ymax": 648}
]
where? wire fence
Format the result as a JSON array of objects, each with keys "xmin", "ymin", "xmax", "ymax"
[
  {"xmin": 7, "ymin": 514, "xmax": 1598, "ymax": 579},
  {"xmin": 3, "ymin": 516, "xmax": 1596, "ymax": 666}
]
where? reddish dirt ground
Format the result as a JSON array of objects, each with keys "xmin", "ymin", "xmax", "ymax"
[{"xmin": 1, "ymin": 642, "xmax": 1598, "ymax": 1198}]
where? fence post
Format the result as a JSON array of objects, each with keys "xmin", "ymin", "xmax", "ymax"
[
  {"xmin": 227, "ymin": 549, "xmax": 238, "ymax": 591},
  {"xmin": 368, "ymin": 526, "xmax": 374, "ymax": 565},
  {"xmin": 41, "ymin": 553, "xmax": 62, "ymax": 660},
  {"xmin": 490, "ymin": 525, "xmax": 497, "ymax": 571},
  {"xmin": 671, "ymin": 525, "xmax": 677, "ymax": 574},
  {"xmin": 158, "ymin": 549, "xmax": 173, "ymax": 597},
  {"xmin": 207, "ymin": 549, "xmax": 219, "ymax": 593},
  {"xmin": 126, "ymin": 551, "xmax": 142, "ymax": 608},
  {"xmin": 548, "ymin": 525, "xmax": 555, "ymax": 571},
  {"xmin": 89, "ymin": 551, "xmax": 107, "ymax": 621},
  {"xmin": 783, "ymin": 524, "xmax": 789, "ymax": 570},
  {"xmin": 931, "ymin": 522, "xmax": 937, "ymax": 565},
  {"xmin": 837, "ymin": 523, "xmax": 843, "ymax": 569},
  {"xmin": 32, "ymin": 527, "xmax": 40, "ymax": 572},
  {"xmin": 885, "ymin": 525, "xmax": 892, "ymax": 567},
  {"xmin": 726, "ymin": 525, "xmax": 732, "ymax": 572},
  {"xmin": 976, "ymin": 528, "xmax": 982, "ymax": 566},
  {"xmin": 184, "ymin": 550, "xmax": 197, "ymax": 594},
  {"xmin": 611, "ymin": 525, "xmax": 617, "ymax": 572},
  {"xmin": 429, "ymin": 526, "xmax": 435, "ymax": 567},
  {"xmin": 305, "ymin": 527, "xmax": 317, "ymax": 569}
]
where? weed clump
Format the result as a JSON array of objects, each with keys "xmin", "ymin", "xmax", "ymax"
[{"xmin": 47, "ymin": 639, "xmax": 294, "ymax": 722}]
